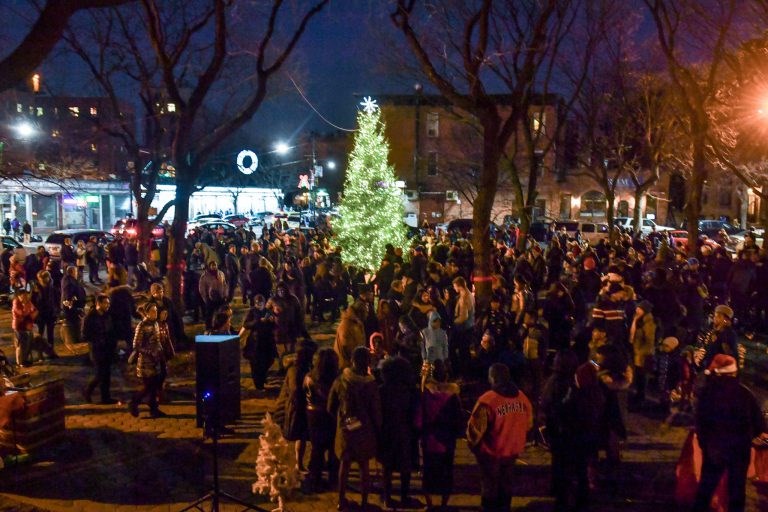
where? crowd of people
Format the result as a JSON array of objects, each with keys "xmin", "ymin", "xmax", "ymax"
[{"xmin": 4, "ymin": 217, "xmax": 768, "ymax": 511}]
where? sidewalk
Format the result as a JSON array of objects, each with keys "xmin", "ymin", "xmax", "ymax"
[{"xmin": 0, "ymin": 300, "xmax": 763, "ymax": 511}]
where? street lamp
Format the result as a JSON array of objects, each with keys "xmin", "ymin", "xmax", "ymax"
[
  {"xmin": 274, "ymin": 142, "xmax": 290, "ymax": 155},
  {"xmin": 14, "ymin": 121, "xmax": 35, "ymax": 139},
  {"xmin": 272, "ymin": 139, "xmax": 339, "ymax": 220}
]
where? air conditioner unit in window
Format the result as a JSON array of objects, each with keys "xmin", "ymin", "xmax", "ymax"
[
  {"xmin": 405, "ymin": 190, "xmax": 419, "ymax": 201},
  {"xmin": 445, "ymin": 190, "xmax": 459, "ymax": 202}
]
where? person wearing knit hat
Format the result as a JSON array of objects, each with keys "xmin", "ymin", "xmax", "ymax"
[
  {"xmin": 714, "ymin": 304, "xmax": 733, "ymax": 320},
  {"xmin": 659, "ymin": 336, "xmax": 679, "ymax": 353},
  {"xmin": 693, "ymin": 354, "xmax": 766, "ymax": 511},
  {"xmin": 630, "ymin": 298, "xmax": 656, "ymax": 406},
  {"xmin": 701, "ymin": 304, "xmax": 738, "ymax": 370}
]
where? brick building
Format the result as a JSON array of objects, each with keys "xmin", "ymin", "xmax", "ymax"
[{"xmin": 379, "ymin": 93, "xmax": 672, "ymax": 227}]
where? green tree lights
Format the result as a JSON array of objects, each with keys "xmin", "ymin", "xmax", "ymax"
[{"xmin": 335, "ymin": 97, "xmax": 408, "ymax": 272}]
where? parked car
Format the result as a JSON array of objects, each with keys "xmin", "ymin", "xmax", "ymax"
[
  {"xmin": 668, "ymin": 230, "xmax": 722, "ymax": 252},
  {"xmin": 1, "ymin": 236, "xmax": 22, "ymax": 251},
  {"xmin": 223, "ymin": 214, "xmax": 250, "ymax": 227},
  {"xmin": 528, "ymin": 221, "xmax": 551, "ymax": 243},
  {"xmin": 444, "ymin": 218, "xmax": 474, "ymax": 235},
  {"xmin": 189, "ymin": 221, "xmax": 237, "ymax": 236},
  {"xmin": 112, "ymin": 218, "xmax": 166, "ymax": 239},
  {"xmin": 248, "ymin": 211, "xmax": 275, "ymax": 227},
  {"xmin": 614, "ymin": 216, "xmax": 674, "ymax": 235},
  {"xmin": 44, "ymin": 229, "xmax": 115, "ymax": 259},
  {"xmin": 553, "ymin": 220, "xmax": 610, "ymax": 245},
  {"xmin": 681, "ymin": 219, "xmax": 742, "ymax": 239},
  {"xmin": 188, "ymin": 213, "xmax": 222, "ymax": 230},
  {"xmin": 286, "ymin": 213, "xmax": 302, "ymax": 230}
]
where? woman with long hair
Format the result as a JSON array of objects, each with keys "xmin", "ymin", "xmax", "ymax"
[
  {"xmin": 277, "ymin": 344, "xmax": 315, "ymax": 471},
  {"xmin": 416, "ymin": 359, "xmax": 463, "ymax": 511},
  {"xmin": 303, "ymin": 348, "xmax": 340, "ymax": 492}
]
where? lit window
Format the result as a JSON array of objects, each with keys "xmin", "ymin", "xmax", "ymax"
[
  {"xmin": 36, "ymin": 107, "xmax": 44, "ymax": 116},
  {"xmin": 90, "ymin": 107, "xmax": 97, "ymax": 116},
  {"xmin": 427, "ymin": 112, "xmax": 439, "ymax": 137},
  {"xmin": 90, "ymin": 143, "xmax": 97, "ymax": 153},
  {"xmin": 427, "ymin": 151, "xmax": 438, "ymax": 176},
  {"xmin": 167, "ymin": 103, "xmax": 176, "ymax": 113},
  {"xmin": 532, "ymin": 111, "xmax": 546, "ymax": 134},
  {"xmin": 16, "ymin": 103, "xmax": 22, "ymax": 113},
  {"xmin": 69, "ymin": 106, "xmax": 80, "ymax": 117}
]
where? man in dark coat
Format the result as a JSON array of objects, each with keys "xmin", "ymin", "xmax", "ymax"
[
  {"xmin": 693, "ymin": 354, "xmax": 766, "ymax": 511},
  {"xmin": 108, "ymin": 285, "xmax": 138, "ymax": 348},
  {"xmin": 61, "ymin": 265, "xmax": 86, "ymax": 344},
  {"xmin": 82, "ymin": 294, "xmax": 119, "ymax": 404},
  {"xmin": 30, "ymin": 270, "xmax": 59, "ymax": 358},
  {"xmin": 61, "ymin": 237, "xmax": 76, "ymax": 269},
  {"xmin": 224, "ymin": 244, "xmax": 240, "ymax": 303}
]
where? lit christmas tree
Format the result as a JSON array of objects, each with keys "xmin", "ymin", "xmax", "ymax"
[{"xmin": 335, "ymin": 97, "xmax": 408, "ymax": 272}]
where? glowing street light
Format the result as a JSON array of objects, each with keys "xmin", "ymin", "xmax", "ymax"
[
  {"xmin": 274, "ymin": 142, "xmax": 290, "ymax": 155},
  {"xmin": 326, "ymin": 160, "xmax": 336, "ymax": 170},
  {"xmin": 14, "ymin": 121, "xmax": 35, "ymax": 139}
]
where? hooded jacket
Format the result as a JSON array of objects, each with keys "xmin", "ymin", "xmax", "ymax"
[
  {"xmin": 420, "ymin": 311, "xmax": 449, "ymax": 364},
  {"xmin": 328, "ymin": 367, "xmax": 382, "ymax": 461}
]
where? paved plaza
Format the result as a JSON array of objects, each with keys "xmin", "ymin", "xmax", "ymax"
[{"xmin": 0, "ymin": 297, "xmax": 765, "ymax": 512}]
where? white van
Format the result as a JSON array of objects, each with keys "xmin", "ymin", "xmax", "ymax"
[{"xmin": 553, "ymin": 220, "xmax": 610, "ymax": 245}]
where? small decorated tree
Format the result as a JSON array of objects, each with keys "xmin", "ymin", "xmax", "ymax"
[
  {"xmin": 335, "ymin": 97, "xmax": 408, "ymax": 273},
  {"xmin": 253, "ymin": 413, "xmax": 300, "ymax": 512}
]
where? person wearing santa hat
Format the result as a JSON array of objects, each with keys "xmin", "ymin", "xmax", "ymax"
[{"xmin": 692, "ymin": 354, "xmax": 766, "ymax": 511}]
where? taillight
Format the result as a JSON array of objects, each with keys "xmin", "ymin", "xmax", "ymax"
[{"xmin": 126, "ymin": 228, "xmax": 137, "ymax": 236}]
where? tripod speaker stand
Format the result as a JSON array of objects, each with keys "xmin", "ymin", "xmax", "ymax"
[{"xmin": 179, "ymin": 392, "xmax": 267, "ymax": 512}]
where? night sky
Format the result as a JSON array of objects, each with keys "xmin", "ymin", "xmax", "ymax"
[{"xmin": 0, "ymin": 1, "xmax": 405, "ymax": 143}]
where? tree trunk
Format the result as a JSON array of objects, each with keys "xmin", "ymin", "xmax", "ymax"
[
  {"xmin": 167, "ymin": 179, "xmax": 193, "ymax": 315},
  {"xmin": 606, "ymin": 191, "xmax": 617, "ymax": 242},
  {"xmin": 472, "ymin": 119, "xmax": 502, "ymax": 315},
  {"xmin": 136, "ymin": 202, "xmax": 151, "ymax": 266},
  {"xmin": 512, "ymin": 179, "xmax": 528, "ymax": 252},
  {"xmin": 633, "ymin": 190, "xmax": 644, "ymax": 232},
  {"xmin": 686, "ymin": 131, "xmax": 706, "ymax": 248}
]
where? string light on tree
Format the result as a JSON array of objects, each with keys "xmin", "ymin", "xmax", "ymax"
[{"xmin": 335, "ymin": 97, "xmax": 408, "ymax": 272}]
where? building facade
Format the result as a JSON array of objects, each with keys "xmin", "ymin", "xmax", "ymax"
[
  {"xmin": 379, "ymin": 94, "xmax": 671, "ymax": 227},
  {"xmin": 0, "ymin": 85, "xmax": 135, "ymax": 233}
]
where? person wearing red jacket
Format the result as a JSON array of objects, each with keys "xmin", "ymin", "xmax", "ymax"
[
  {"xmin": 467, "ymin": 363, "xmax": 533, "ymax": 511},
  {"xmin": 12, "ymin": 289, "xmax": 38, "ymax": 367}
]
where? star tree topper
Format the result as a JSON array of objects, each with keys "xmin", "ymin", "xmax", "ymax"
[{"xmin": 360, "ymin": 96, "xmax": 379, "ymax": 114}]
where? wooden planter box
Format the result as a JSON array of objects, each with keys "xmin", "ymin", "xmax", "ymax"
[{"xmin": 0, "ymin": 379, "xmax": 65, "ymax": 454}]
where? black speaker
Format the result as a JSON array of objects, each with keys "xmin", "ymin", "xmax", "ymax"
[{"xmin": 195, "ymin": 335, "xmax": 241, "ymax": 428}]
